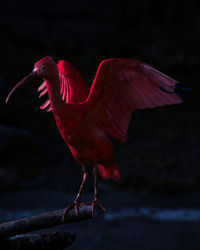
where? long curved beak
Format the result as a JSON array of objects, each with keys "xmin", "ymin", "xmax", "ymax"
[{"xmin": 6, "ymin": 71, "xmax": 38, "ymax": 103}]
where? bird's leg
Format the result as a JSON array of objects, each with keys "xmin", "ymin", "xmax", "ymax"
[
  {"xmin": 62, "ymin": 166, "xmax": 89, "ymax": 222},
  {"xmin": 84, "ymin": 165, "xmax": 106, "ymax": 216},
  {"xmin": 92, "ymin": 165, "xmax": 106, "ymax": 215}
]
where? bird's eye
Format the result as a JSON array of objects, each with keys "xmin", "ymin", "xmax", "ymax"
[{"xmin": 41, "ymin": 66, "xmax": 45, "ymax": 70}]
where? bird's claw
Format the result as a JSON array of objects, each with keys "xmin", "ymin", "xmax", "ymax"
[
  {"xmin": 92, "ymin": 198, "xmax": 106, "ymax": 216},
  {"xmin": 62, "ymin": 201, "xmax": 80, "ymax": 222},
  {"xmin": 62, "ymin": 198, "xmax": 106, "ymax": 222},
  {"xmin": 83, "ymin": 197, "xmax": 106, "ymax": 217}
]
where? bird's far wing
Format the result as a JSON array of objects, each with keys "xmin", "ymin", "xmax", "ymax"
[
  {"xmin": 84, "ymin": 58, "xmax": 182, "ymax": 143},
  {"xmin": 57, "ymin": 60, "xmax": 89, "ymax": 103},
  {"xmin": 37, "ymin": 60, "xmax": 89, "ymax": 110}
]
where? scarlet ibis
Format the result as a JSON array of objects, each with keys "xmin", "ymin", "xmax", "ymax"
[{"xmin": 6, "ymin": 56, "xmax": 187, "ymax": 220}]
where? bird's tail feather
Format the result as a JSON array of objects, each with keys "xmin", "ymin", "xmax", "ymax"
[{"xmin": 97, "ymin": 164, "xmax": 120, "ymax": 181}]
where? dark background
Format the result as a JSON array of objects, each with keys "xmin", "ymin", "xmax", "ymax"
[{"xmin": 0, "ymin": 1, "xmax": 200, "ymax": 249}]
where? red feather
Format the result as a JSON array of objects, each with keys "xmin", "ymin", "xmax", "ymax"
[
  {"xmin": 83, "ymin": 59, "xmax": 182, "ymax": 144},
  {"xmin": 8, "ymin": 57, "xmax": 183, "ymax": 181},
  {"xmin": 57, "ymin": 60, "xmax": 89, "ymax": 103},
  {"xmin": 54, "ymin": 58, "xmax": 182, "ymax": 180},
  {"xmin": 6, "ymin": 56, "xmax": 186, "ymax": 217}
]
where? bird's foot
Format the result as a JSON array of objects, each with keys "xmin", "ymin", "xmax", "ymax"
[
  {"xmin": 83, "ymin": 197, "xmax": 106, "ymax": 217},
  {"xmin": 62, "ymin": 201, "xmax": 80, "ymax": 222},
  {"xmin": 62, "ymin": 198, "xmax": 106, "ymax": 222}
]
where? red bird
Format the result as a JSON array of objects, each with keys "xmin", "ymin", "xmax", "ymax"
[{"xmin": 6, "ymin": 56, "xmax": 185, "ymax": 220}]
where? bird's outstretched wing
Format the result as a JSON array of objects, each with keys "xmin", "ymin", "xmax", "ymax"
[
  {"xmin": 57, "ymin": 60, "xmax": 89, "ymax": 103},
  {"xmin": 84, "ymin": 58, "xmax": 182, "ymax": 143},
  {"xmin": 38, "ymin": 60, "xmax": 89, "ymax": 111}
]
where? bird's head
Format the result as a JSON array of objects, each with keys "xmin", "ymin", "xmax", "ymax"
[
  {"xmin": 6, "ymin": 56, "xmax": 57, "ymax": 103},
  {"xmin": 34, "ymin": 56, "xmax": 57, "ymax": 79}
]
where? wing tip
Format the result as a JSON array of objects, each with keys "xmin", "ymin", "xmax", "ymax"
[{"xmin": 175, "ymin": 83, "xmax": 192, "ymax": 99}]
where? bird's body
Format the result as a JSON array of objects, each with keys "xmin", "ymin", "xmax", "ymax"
[
  {"xmin": 36, "ymin": 57, "xmax": 183, "ymax": 180},
  {"xmin": 54, "ymin": 99, "xmax": 118, "ymax": 179},
  {"xmin": 6, "ymin": 56, "xmax": 187, "ymax": 218},
  {"xmin": 40, "ymin": 58, "xmax": 120, "ymax": 180}
]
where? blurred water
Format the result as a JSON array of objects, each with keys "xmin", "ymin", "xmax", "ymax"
[{"xmin": 104, "ymin": 207, "xmax": 200, "ymax": 222}]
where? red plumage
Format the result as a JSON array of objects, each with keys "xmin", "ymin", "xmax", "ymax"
[
  {"xmin": 6, "ymin": 56, "xmax": 183, "ymax": 217},
  {"xmin": 57, "ymin": 60, "xmax": 89, "ymax": 103}
]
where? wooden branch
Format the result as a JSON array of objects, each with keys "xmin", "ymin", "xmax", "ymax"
[
  {"xmin": 0, "ymin": 204, "xmax": 92, "ymax": 240},
  {"xmin": 1, "ymin": 231, "xmax": 76, "ymax": 250}
]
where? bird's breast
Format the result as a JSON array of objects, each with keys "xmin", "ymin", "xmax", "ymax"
[{"xmin": 62, "ymin": 124, "xmax": 110, "ymax": 163}]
